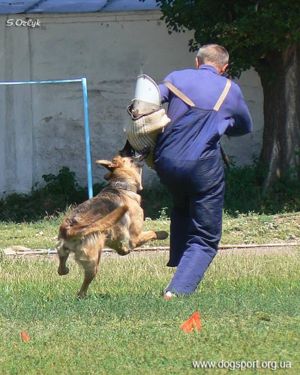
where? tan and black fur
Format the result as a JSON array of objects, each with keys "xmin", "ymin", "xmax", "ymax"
[{"xmin": 57, "ymin": 155, "xmax": 168, "ymax": 298}]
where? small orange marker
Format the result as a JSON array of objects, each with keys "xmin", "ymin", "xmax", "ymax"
[
  {"xmin": 180, "ymin": 311, "xmax": 202, "ymax": 333},
  {"xmin": 20, "ymin": 331, "xmax": 30, "ymax": 343}
]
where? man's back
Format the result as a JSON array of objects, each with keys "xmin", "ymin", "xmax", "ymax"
[
  {"xmin": 159, "ymin": 64, "xmax": 252, "ymax": 137},
  {"xmin": 155, "ymin": 45, "xmax": 254, "ymax": 299}
]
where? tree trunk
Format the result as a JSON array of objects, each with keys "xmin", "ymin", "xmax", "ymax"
[{"xmin": 256, "ymin": 44, "xmax": 300, "ymax": 191}]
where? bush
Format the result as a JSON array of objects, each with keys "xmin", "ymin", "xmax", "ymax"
[
  {"xmin": 224, "ymin": 163, "xmax": 300, "ymax": 215},
  {"xmin": 0, "ymin": 164, "xmax": 299, "ymax": 222},
  {"xmin": 0, "ymin": 167, "xmax": 105, "ymax": 222},
  {"xmin": 141, "ymin": 184, "xmax": 173, "ymax": 219}
]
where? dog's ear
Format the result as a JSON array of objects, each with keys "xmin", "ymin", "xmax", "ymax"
[
  {"xmin": 95, "ymin": 159, "xmax": 118, "ymax": 171},
  {"xmin": 119, "ymin": 140, "xmax": 135, "ymax": 157}
]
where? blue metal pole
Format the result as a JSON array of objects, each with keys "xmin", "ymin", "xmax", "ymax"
[
  {"xmin": 0, "ymin": 77, "xmax": 93, "ymax": 199},
  {"xmin": 81, "ymin": 77, "xmax": 93, "ymax": 199},
  {"xmin": 0, "ymin": 78, "xmax": 83, "ymax": 86}
]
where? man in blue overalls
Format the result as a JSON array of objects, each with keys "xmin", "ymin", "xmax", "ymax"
[{"xmin": 154, "ymin": 44, "xmax": 253, "ymax": 299}]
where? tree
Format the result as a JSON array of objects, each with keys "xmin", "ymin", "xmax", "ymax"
[{"xmin": 155, "ymin": 0, "xmax": 300, "ymax": 189}]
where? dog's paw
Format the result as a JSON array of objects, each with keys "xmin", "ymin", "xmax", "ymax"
[
  {"xmin": 155, "ymin": 231, "xmax": 169, "ymax": 240},
  {"xmin": 116, "ymin": 248, "xmax": 131, "ymax": 256},
  {"xmin": 77, "ymin": 291, "xmax": 87, "ymax": 299},
  {"xmin": 58, "ymin": 266, "xmax": 69, "ymax": 276}
]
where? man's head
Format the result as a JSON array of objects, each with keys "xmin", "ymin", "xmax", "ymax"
[{"xmin": 195, "ymin": 44, "xmax": 229, "ymax": 75}]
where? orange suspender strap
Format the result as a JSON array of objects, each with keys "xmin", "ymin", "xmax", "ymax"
[
  {"xmin": 164, "ymin": 79, "xmax": 232, "ymax": 111},
  {"xmin": 213, "ymin": 79, "xmax": 232, "ymax": 111},
  {"xmin": 164, "ymin": 79, "xmax": 231, "ymax": 167},
  {"xmin": 163, "ymin": 81, "xmax": 195, "ymax": 107}
]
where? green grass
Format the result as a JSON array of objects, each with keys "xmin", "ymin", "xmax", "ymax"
[
  {"xmin": 0, "ymin": 165, "xmax": 299, "ymax": 373},
  {"xmin": 0, "ymin": 251, "xmax": 299, "ymax": 374},
  {"xmin": 1, "ymin": 212, "xmax": 300, "ymax": 250}
]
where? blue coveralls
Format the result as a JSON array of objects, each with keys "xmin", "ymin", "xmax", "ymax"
[{"xmin": 154, "ymin": 65, "xmax": 253, "ymax": 295}]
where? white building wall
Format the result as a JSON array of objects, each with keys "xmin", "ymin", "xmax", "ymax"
[{"xmin": 0, "ymin": 11, "xmax": 263, "ymax": 195}]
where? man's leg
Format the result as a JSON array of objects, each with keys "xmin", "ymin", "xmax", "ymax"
[
  {"xmin": 166, "ymin": 178, "xmax": 225, "ymax": 295},
  {"xmin": 167, "ymin": 203, "xmax": 189, "ymax": 267}
]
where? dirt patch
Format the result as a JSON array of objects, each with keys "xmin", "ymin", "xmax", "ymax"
[{"xmin": 2, "ymin": 243, "xmax": 299, "ymax": 259}]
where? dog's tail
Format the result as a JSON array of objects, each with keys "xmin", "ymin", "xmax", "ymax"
[{"xmin": 59, "ymin": 205, "xmax": 128, "ymax": 239}]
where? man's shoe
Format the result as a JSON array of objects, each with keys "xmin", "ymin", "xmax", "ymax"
[{"xmin": 163, "ymin": 291, "xmax": 177, "ymax": 300}]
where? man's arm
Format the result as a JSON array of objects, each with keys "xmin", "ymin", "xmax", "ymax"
[
  {"xmin": 159, "ymin": 82, "xmax": 170, "ymax": 104},
  {"xmin": 225, "ymin": 85, "xmax": 253, "ymax": 137},
  {"xmin": 159, "ymin": 72, "xmax": 174, "ymax": 104}
]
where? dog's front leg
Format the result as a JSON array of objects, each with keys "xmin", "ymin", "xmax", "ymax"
[
  {"xmin": 130, "ymin": 230, "xmax": 168, "ymax": 248},
  {"xmin": 57, "ymin": 244, "xmax": 70, "ymax": 276}
]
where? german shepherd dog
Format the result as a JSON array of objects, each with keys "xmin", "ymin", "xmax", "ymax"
[{"xmin": 57, "ymin": 153, "xmax": 168, "ymax": 298}]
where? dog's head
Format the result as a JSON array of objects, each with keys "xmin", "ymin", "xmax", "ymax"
[{"xmin": 96, "ymin": 155, "xmax": 144, "ymax": 191}]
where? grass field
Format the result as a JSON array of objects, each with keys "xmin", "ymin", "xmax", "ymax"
[
  {"xmin": 0, "ymin": 249, "xmax": 299, "ymax": 374},
  {"xmin": 0, "ymin": 212, "xmax": 300, "ymax": 250},
  {"xmin": 0, "ymin": 212, "xmax": 300, "ymax": 374}
]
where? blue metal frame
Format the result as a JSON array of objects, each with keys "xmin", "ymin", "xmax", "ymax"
[
  {"xmin": 0, "ymin": 77, "xmax": 94, "ymax": 199},
  {"xmin": 0, "ymin": 0, "xmax": 158, "ymax": 14},
  {"xmin": 81, "ymin": 78, "xmax": 93, "ymax": 199}
]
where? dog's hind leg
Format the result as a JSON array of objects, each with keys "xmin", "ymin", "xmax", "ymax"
[
  {"xmin": 76, "ymin": 253, "xmax": 101, "ymax": 298},
  {"xmin": 57, "ymin": 243, "xmax": 70, "ymax": 276},
  {"xmin": 75, "ymin": 236, "xmax": 104, "ymax": 298}
]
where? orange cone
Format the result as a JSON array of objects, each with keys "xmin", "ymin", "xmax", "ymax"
[
  {"xmin": 180, "ymin": 311, "xmax": 202, "ymax": 333},
  {"xmin": 20, "ymin": 331, "xmax": 30, "ymax": 343}
]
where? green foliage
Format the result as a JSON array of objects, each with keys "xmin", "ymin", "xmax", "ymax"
[
  {"xmin": 0, "ymin": 164, "xmax": 299, "ymax": 223},
  {"xmin": 224, "ymin": 163, "xmax": 300, "ymax": 215},
  {"xmin": 42, "ymin": 167, "xmax": 81, "ymax": 198},
  {"xmin": 142, "ymin": 163, "xmax": 300, "ymax": 217},
  {"xmin": 0, "ymin": 167, "xmax": 105, "ymax": 222},
  {"xmin": 155, "ymin": 0, "xmax": 300, "ymax": 76},
  {"xmin": 141, "ymin": 184, "xmax": 173, "ymax": 219}
]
